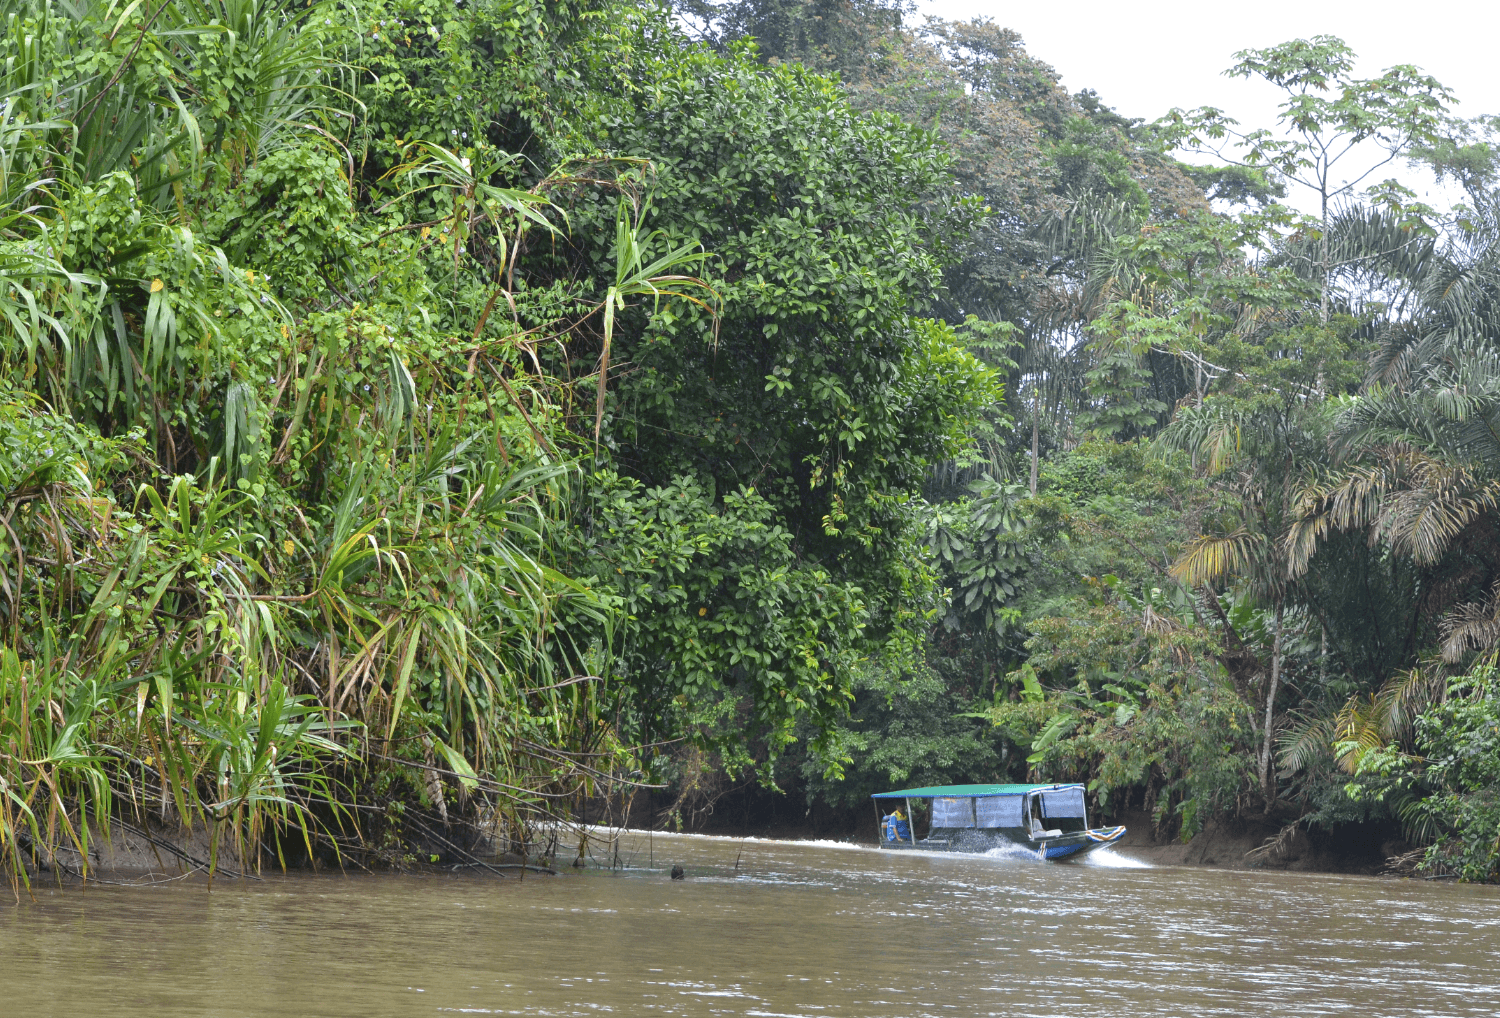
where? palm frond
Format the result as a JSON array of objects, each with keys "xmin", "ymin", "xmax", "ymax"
[
  {"xmin": 1277, "ymin": 709, "xmax": 1334, "ymax": 775},
  {"xmin": 1333, "ymin": 692, "xmax": 1390, "ymax": 774},
  {"xmin": 1441, "ymin": 581, "xmax": 1500, "ymax": 662},
  {"xmin": 1169, "ymin": 529, "xmax": 1264, "ymax": 587}
]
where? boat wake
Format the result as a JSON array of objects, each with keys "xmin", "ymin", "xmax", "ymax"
[
  {"xmin": 980, "ymin": 842, "xmax": 1043, "ymax": 863},
  {"xmin": 1079, "ymin": 847, "xmax": 1151, "ymax": 869}
]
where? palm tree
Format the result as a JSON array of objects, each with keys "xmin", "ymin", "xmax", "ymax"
[
  {"xmin": 1271, "ymin": 196, "xmax": 1500, "ymax": 790},
  {"xmin": 1287, "ymin": 198, "xmax": 1500, "ymax": 658}
]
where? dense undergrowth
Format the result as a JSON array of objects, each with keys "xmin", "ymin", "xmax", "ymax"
[{"xmin": 6, "ymin": 0, "xmax": 1500, "ymax": 891}]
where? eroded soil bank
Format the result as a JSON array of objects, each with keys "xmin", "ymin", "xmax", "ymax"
[
  {"xmin": 1100, "ymin": 809, "xmax": 1417, "ymax": 875},
  {"xmin": 16, "ymin": 805, "xmax": 550, "ymax": 885}
]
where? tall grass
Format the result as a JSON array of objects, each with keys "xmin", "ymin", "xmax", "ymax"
[{"xmin": 0, "ymin": 355, "xmax": 624, "ymax": 891}]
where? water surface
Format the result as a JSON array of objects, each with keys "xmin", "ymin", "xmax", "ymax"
[{"xmin": 3, "ymin": 831, "xmax": 1498, "ymax": 1017}]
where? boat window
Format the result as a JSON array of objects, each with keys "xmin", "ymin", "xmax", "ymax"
[
  {"xmin": 975, "ymin": 795, "xmax": 1023, "ymax": 828},
  {"xmin": 931, "ymin": 796, "xmax": 974, "ymax": 828},
  {"xmin": 1038, "ymin": 787, "xmax": 1088, "ymax": 833},
  {"xmin": 1040, "ymin": 788, "xmax": 1087, "ymax": 820}
]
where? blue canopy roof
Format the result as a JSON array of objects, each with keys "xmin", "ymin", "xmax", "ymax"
[{"xmin": 871, "ymin": 782, "xmax": 1083, "ymax": 799}]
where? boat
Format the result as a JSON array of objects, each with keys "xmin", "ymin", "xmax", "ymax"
[{"xmin": 871, "ymin": 783, "xmax": 1126, "ymax": 861}]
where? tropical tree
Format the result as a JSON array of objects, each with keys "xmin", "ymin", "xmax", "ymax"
[{"xmin": 1161, "ymin": 35, "xmax": 1456, "ymax": 320}]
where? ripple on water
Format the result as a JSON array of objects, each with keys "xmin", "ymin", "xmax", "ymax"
[{"xmin": 2, "ymin": 830, "xmax": 1499, "ymax": 1018}]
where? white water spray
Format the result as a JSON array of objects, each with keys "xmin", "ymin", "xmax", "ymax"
[{"xmin": 1080, "ymin": 846, "xmax": 1151, "ymax": 868}]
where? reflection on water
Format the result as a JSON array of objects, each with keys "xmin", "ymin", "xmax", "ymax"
[{"xmin": 3, "ymin": 830, "xmax": 1500, "ymax": 1017}]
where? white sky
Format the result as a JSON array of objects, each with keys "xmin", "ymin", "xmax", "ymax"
[{"xmin": 915, "ymin": 0, "xmax": 1499, "ymax": 215}]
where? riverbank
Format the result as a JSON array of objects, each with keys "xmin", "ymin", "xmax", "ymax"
[
  {"xmin": 13, "ymin": 804, "xmax": 565, "ymax": 888},
  {"xmin": 1104, "ymin": 809, "xmax": 1416, "ymax": 876}
]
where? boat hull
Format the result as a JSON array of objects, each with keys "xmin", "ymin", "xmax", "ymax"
[{"xmin": 1036, "ymin": 825, "xmax": 1127, "ymax": 860}]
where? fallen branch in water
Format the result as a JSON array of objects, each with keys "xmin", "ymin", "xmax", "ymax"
[
  {"xmin": 1245, "ymin": 822, "xmax": 1299, "ymax": 864},
  {"xmin": 399, "ymin": 811, "xmax": 516, "ymax": 879}
]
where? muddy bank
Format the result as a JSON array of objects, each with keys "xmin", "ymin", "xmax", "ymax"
[
  {"xmin": 26, "ymin": 819, "xmax": 231, "ymax": 883},
  {"xmin": 16, "ymin": 805, "xmax": 564, "ymax": 885},
  {"xmin": 1102, "ymin": 808, "xmax": 1416, "ymax": 875}
]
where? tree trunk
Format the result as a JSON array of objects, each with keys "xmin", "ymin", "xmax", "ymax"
[
  {"xmin": 1259, "ymin": 599, "xmax": 1285, "ymax": 809},
  {"xmin": 1320, "ymin": 191, "xmax": 1331, "ymax": 324},
  {"xmin": 1029, "ymin": 393, "xmax": 1040, "ymax": 497}
]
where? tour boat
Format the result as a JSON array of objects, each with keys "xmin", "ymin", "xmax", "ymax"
[{"xmin": 872, "ymin": 783, "xmax": 1126, "ymax": 861}]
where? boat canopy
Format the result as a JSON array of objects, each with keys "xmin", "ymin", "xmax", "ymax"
[{"xmin": 870, "ymin": 782, "xmax": 1082, "ymax": 799}]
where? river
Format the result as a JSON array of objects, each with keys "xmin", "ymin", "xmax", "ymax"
[{"xmin": 3, "ymin": 830, "xmax": 1499, "ymax": 1017}]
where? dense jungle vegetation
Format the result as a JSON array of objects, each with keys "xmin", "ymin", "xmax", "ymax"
[{"xmin": 4, "ymin": 0, "xmax": 1500, "ymax": 888}]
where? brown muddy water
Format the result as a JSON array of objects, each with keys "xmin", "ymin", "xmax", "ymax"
[{"xmin": 3, "ymin": 831, "xmax": 1500, "ymax": 1017}]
